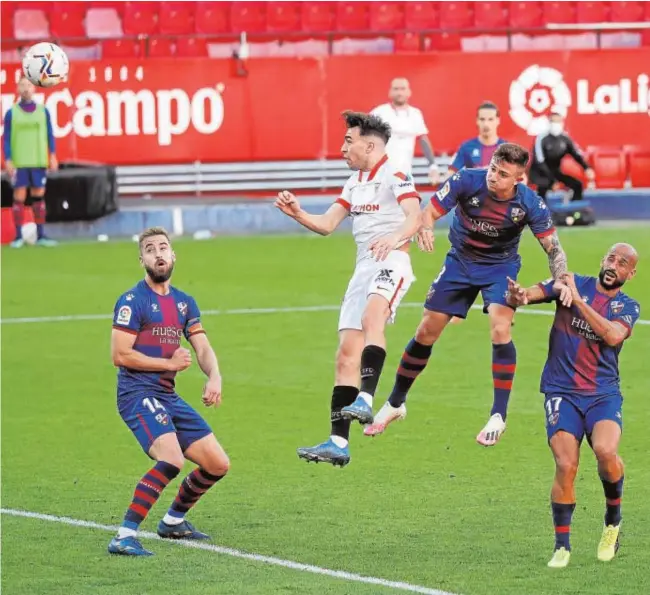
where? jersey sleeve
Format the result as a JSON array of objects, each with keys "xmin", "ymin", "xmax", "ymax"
[
  {"xmin": 413, "ymin": 109, "xmax": 428, "ymax": 136},
  {"xmin": 536, "ymin": 278, "xmax": 560, "ymax": 303},
  {"xmin": 112, "ymin": 293, "xmax": 142, "ymax": 335},
  {"xmin": 449, "ymin": 144, "xmax": 467, "ymax": 172},
  {"xmin": 527, "ymin": 195, "xmax": 556, "ymax": 239},
  {"xmin": 390, "ymin": 171, "xmax": 421, "ymax": 204},
  {"xmin": 184, "ymin": 296, "xmax": 205, "ymax": 340},
  {"xmin": 612, "ymin": 299, "xmax": 640, "ymax": 339},
  {"xmin": 335, "ymin": 178, "xmax": 353, "ymax": 211},
  {"xmin": 430, "ymin": 169, "xmax": 466, "ymax": 215}
]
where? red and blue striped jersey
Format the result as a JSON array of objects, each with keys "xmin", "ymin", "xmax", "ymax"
[
  {"xmin": 450, "ymin": 137, "xmax": 507, "ymax": 172},
  {"xmin": 431, "ymin": 167, "xmax": 555, "ymax": 263},
  {"xmin": 539, "ymin": 275, "xmax": 641, "ymax": 397},
  {"xmin": 112, "ymin": 280, "xmax": 205, "ymax": 400}
]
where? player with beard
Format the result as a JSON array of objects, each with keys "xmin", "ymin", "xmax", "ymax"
[
  {"xmin": 506, "ymin": 243, "xmax": 640, "ymax": 568},
  {"xmin": 108, "ymin": 227, "xmax": 229, "ymax": 556}
]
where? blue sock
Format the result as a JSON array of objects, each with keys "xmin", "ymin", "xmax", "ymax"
[
  {"xmin": 551, "ymin": 502, "xmax": 576, "ymax": 551},
  {"xmin": 491, "ymin": 341, "xmax": 517, "ymax": 420}
]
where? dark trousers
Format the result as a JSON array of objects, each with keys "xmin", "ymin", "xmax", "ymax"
[{"xmin": 536, "ymin": 170, "xmax": 584, "ymax": 202}]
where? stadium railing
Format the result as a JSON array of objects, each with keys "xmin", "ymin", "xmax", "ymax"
[{"xmin": 115, "ymin": 156, "xmax": 453, "ymax": 197}]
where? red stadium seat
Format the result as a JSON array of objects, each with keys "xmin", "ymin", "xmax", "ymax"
[
  {"xmin": 335, "ymin": 2, "xmax": 369, "ymax": 32},
  {"xmin": 542, "ymin": 2, "xmax": 577, "ymax": 25},
  {"xmin": 591, "ymin": 148, "xmax": 627, "ymax": 189},
  {"xmin": 438, "ymin": 2, "xmax": 473, "ymax": 30},
  {"xmin": 147, "ymin": 36, "xmax": 174, "ymax": 57},
  {"xmin": 87, "ymin": 1, "xmax": 126, "ymax": 15},
  {"xmin": 267, "ymin": 2, "xmax": 301, "ymax": 33},
  {"xmin": 426, "ymin": 31, "xmax": 462, "ymax": 51},
  {"xmin": 176, "ymin": 36, "xmax": 208, "ymax": 57},
  {"xmin": 50, "ymin": 10, "xmax": 86, "ymax": 38},
  {"xmin": 52, "ymin": 1, "xmax": 89, "ymax": 15},
  {"xmin": 509, "ymin": 1, "xmax": 543, "ymax": 29},
  {"xmin": 626, "ymin": 147, "xmax": 650, "ymax": 188},
  {"xmin": 102, "ymin": 38, "xmax": 142, "ymax": 58},
  {"xmin": 405, "ymin": 2, "xmax": 439, "ymax": 30},
  {"xmin": 610, "ymin": 1, "xmax": 644, "ymax": 22},
  {"xmin": 370, "ymin": 2, "xmax": 405, "ymax": 32},
  {"xmin": 576, "ymin": 2, "xmax": 610, "ymax": 23},
  {"xmin": 474, "ymin": 2, "xmax": 508, "ymax": 29},
  {"xmin": 195, "ymin": 2, "xmax": 230, "ymax": 34},
  {"xmin": 159, "ymin": 3, "xmax": 194, "ymax": 36},
  {"xmin": 123, "ymin": 3, "xmax": 158, "ymax": 36},
  {"xmin": 230, "ymin": 1, "xmax": 266, "ymax": 33},
  {"xmin": 560, "ymin": 155, "xmax": 588, "ymax": 186},
  {"xmin": 394, "ymin": 31, "xmax": 421, "ymax": 52},
  {"xmin": 301, "ymin": 2, "xmax": 335, "ymax": 32}
]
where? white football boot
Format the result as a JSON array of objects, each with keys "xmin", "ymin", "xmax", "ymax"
[
  {"xmin": 476, "ymin": 413, "xmax": 506, "ymax": 446},
  {"xmin": 363, "ymin": 402, "xmax": 406, "ymax": 437}
]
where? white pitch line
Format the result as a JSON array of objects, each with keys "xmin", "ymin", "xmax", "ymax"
[
  {"xmin": 1, "ymin": 302, "xmax": 648, "ymax": 326},
  {"xmin": 1, "ymin": 508, "xmax": 458, "ymax": 595}
]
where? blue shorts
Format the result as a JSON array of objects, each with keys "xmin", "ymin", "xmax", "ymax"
[
  {"xmin": 118, "ymin": 392, "xmax": 213, "ymax": 456},
  {"xmin": 544, "ymin": 392, "xmax": 623, "ymax": 443},
  {"xmin": 424, "ymin": 251, "xmax": 521, "ymax": 318},
  {"xmin": 13, "ymin": 168, "xmax": 47, "ymax": 189}
]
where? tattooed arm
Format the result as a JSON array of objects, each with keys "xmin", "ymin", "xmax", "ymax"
[{"xmin": 537, "ymin": 230, "xmax": 568, "ymax": 280}]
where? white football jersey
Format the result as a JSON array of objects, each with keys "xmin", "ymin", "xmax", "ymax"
[
  {"xmin": 335, "ymin": 155, "xmax": 421, "ymax": 261},
  {"xmin": 370, "ymin": 103, "xmax": 428, "ymax": 173}
]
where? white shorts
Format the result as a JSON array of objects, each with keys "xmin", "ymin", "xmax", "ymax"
[{"xmin": 338, "ymin": 250, "xmax": 415, "ymax": 331}]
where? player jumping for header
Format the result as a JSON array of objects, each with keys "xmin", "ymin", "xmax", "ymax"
[
  {"xmin": 108, "ymin": 227, "xmax": 229, "ymax": 556},
  {"xmin": 275, "ymin": 111, "xmax": 422, "ymax": 467},
  {"xmin": 507, "ymin": 243, "xmax": 640, "ymax": 568},
  {"xmin": 365, "ymin": 143, "xmax": 568, "ymax": 446}
]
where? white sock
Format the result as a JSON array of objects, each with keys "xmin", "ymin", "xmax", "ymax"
[
  {"xmin": 358, "ymin": 391, "xmax": 373, "ymax": 408},
  {"xmin": 163, "ymin": 513, "xmax": 185, "ymax": 526},
  {"xmin": 117, "ymin": 527, "xmax": 137, "ymax": 539},
  {"xmin": 330, "ymin": 435, "xmax": 348, "ymax": 448}
]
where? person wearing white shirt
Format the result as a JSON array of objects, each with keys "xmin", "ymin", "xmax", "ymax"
[{"xmin": 371, "ymin": 78, "xmax": 439, "ymax": 185}]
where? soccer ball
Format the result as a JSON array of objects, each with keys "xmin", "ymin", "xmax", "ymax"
[{"xmin": 22, "ymin": 42, "xmax": 69, "ymax": 88}]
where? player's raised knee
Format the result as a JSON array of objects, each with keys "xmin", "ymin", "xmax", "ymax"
[
  {"xmin": 203, "ymin": 454, "xmax": 230, "ymax": 477},
  {"xmin": 490, "ymin": 321, "xmax": 512, "ymax": 344},
  {"xmin": 336, "ymin": 343, "xmax": 360, "ymax": 376},
  {"xmin": 415, "ymin": 313, "xmax": 445, "ymax": 344},
  {"xmin": 555, "ymin": 455, "xmax": 579, "ymax": 479}
]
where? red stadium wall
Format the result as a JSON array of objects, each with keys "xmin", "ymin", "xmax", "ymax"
[{"xmin": 1, "ymin": 49, "xmax": 648, "ymax": 165}]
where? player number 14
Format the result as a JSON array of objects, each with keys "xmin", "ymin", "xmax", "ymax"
[
  {"xmin": 143, "ymin": 397, "xmax": 165, "ymax": 413},
  {"xmin": 545, "ymin": 397, "xmax": 562, "ymax": 416}
]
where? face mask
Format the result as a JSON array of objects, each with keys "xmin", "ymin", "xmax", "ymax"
[{"xmin": 549, "ymin": 122, "xmax": 564, "ymax": 136}]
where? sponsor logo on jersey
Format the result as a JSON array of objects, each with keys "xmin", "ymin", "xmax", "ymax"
[
  {"xmin": 437, "ymin": 182, "xmax": 451, "ymax": 200},
  {"xmin": 151, "ymin": 303, "xmax": 159, "ymax": 312},
  {"xmin": 125, "ymin": 293, "xmax": 134, "ymax": 301},
  {"xmin": 116, "ymin": 305, "xmax": 132, "ymax": 325},
  {"xmin": 351, "ymin": 204, "xmax": 380, "ymax": 214},
  {"xmin": 469, "ymin": 196, "xmax": 480, "ymax": 208},
  {"xmin": 177, "ymin": 301, "xmax": 188, "ymax": 316},
  {"xmin": 375, "ymin": 269, "xmax": 395, "ymax": 286}
]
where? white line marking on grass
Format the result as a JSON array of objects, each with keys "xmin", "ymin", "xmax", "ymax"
[
  {"xmin": 1, "ymin": 302, "xmax": 648, "ymax": 326},
  {"xmin": 1, "ymin": 508, "xmax": 459, "ymax": 595}
]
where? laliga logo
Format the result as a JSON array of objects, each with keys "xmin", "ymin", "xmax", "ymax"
[{"xmin": 509, "ymin": 65, "xmax": 571, "ymax": 135}]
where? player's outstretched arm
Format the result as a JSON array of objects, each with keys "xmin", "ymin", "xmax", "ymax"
[
  {"xmin": 563, "ymin": 273, "xmax": 631, "ymax": 347},
  {"xmin": 111, "ymin": 329, "xmax": 191, "ymax": 372},
  {"xmin": 275, "ymin": 191, "xmax": 348, "ymax": 236},
  {"xmin": 189, "ymin": 333, "xmax": 222, "ymax": 407},
  {"xmin": 537, "ymin": 230, "xmax": 568, "ymax": 280},
  {"xmin": 506, "ymin": 276, "xmax": 572, "ymax": 308}
]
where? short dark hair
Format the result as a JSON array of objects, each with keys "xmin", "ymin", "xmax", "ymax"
[
  {"xmin": 138, "ymin": 226, "xmax": 171, "ymax": 251},
  {"xmin": 493, "ymin": 143, "xmax": 529, "ymax": 168},
  {"xmin": 342, "ymin": 110, "xmax": 391, "ymax": 144},
  {"xmin": 477, "ymin": 101, "xmax": 500, "ymax": 116}
]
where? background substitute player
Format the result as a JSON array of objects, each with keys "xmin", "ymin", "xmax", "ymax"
[
  {"xmin": 507, "ymin": 243, "xmax": 639, "ymax": 568},
  {"xmin": 365, "ymin": 144, "xmax": 568, "ymax": 446},
  {"xmin": 275, "ymin": 111, "xmax": 421, "ymax": 467},
  {"xmin": 108, "ymin": 227, "xmax": 230, "ymax": 556},
  {"xmin": 3, "ymin": 75, "xmax": 58, "ymax": 247}
]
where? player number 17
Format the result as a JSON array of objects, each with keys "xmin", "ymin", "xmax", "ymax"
[{"xmin": 545, "ymin": 397, "xmax": 562, "ymax": 416}]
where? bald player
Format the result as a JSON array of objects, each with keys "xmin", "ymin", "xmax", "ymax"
[
  {"xmin": 507, "ymin": 243, "xmax": 640, "ymax": 569},
  {"xmin": 371, "ymin": 78, "xmax": 439, "ymax": 185}
]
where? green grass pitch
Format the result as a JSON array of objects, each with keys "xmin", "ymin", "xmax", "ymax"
[{"xmin": 2, "ymin": 227, "xmax": 649, "ymax": 595}]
